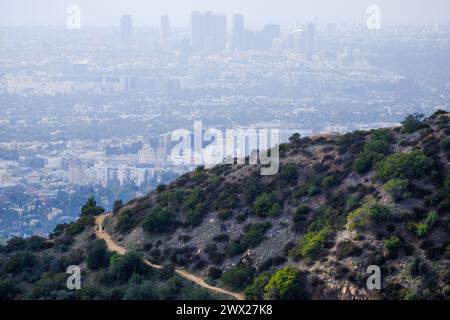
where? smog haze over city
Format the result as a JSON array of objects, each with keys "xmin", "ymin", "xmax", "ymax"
[
  {"xmin": 1, "ymin": 0, "xmax": 450, "ymax": 308},
  {"xmin": 0, "ymin": 1, "xmax": 449, "ymax": 243}
]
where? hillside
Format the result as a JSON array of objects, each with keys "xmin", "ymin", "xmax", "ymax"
[{"xmin": 1, "ymin": 110, "xmax": 449, "ymax": 300}]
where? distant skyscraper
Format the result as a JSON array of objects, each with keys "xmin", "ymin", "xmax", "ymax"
[
  {"xmin": 232, "ymin": 14, "xmax": 245, "ymax": 51},
  {"xmin": 0, "ymin": 30, "xmax": 6, "ymax": 51},
  {"xmin": 191, "ymin": 11, "xmax": 206, "ymax": 53},
  {"xmin": 206, "ymin": 12, "xmax": 227, "ymax": 52},
  {"xmin": 120, "ymin": 15, "xmax": 133, "ymax": 46},
  {"xmin": 160, "ymin": 15, "xmax": 170, "ymax": 51},
  {"xmin": 191, "ymin": 11, "xmax": 226, "ymax": 53},
  {"xmin": 306, "ymin": 23, "xmax": 315, "ymax": 60}
]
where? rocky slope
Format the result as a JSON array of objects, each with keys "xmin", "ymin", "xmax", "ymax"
[{"xmin": 1, "ymin": 110, "xmax": 449, "ymax": 300}]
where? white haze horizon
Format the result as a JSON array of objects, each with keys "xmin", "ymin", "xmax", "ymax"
[{"xmin": 0, "ymin": 0, "xmax": 449, "ymax": 28}]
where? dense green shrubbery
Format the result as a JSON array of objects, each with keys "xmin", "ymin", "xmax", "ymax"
[
  {"xmin": 407, "ymin": 211, "xmax": 439, "ymax": 238},
  {"xmin": 113, "ymin": 200, "xmax": 124, "ymax": 213},
  {"xmin": 382, "ymin": 178, "xmax": 410, "ymax": 202},
  {"xmin": 430, "ymin": 173, "xmax": 450, "ymax": 212},
  {"xmin": 87, "ymin": 240, "xmax": 111, "ymax": 270},
  {"xmin": 352, "ymin": 128, "xmax": 395, "ymax": 174},
  {"xmin": 296, "ymin": 226, "xmax": 332, "ymax": 259},
  {"xmin": 347, "ymin": 199, "xmax": 392, "ymax": 230},
  {"xmin": 81, "ymin": 196, "xmax": 105, "ymax": 217},
  {"xmin": 401, "ymin": 113, "xmax": 428, "ymax": 133},
  {"xmin": 109, "ymin": 252, "xmax": 150, "ymax": 283},
  {"xmin": 241, "ymin": 223, "xmax": 272, "ymax": 249},
  {"xmin": 225, "ymin": 223, "xmax": 272, "ymax": 257},
  {"xmin": 142, "ymin": 208, "xmax": 176, "ymax": 233},
  {"xmin": 66, "ymin": 215, "xmax": 95, "ymax": 236},
  {"xmin": 221, "ymin": 265, "xmax": 256, "ymax": 290},
  {"xmin": 252, "ymin": 193, "xmax": 282, "ymax": 217},
  {"xmin": 352, "ymin": 151, "xmax": 384, "ymax": 174},
  {"xmin": 375, "ymin": 151, "xmax": 430, "ymax": 182},
  {"xmin": 383, "ymin": 236, "xmax": 402, "ymax": 258},
  {"xmin": 116, "ymin": 210, "xmax": 133, "ymax": 233},
  {"xmin": 5, "ymin": 251, "xmax": 37, "ymax": 274},
  {"xmin": 264, "ymin": 266, "xmax": 305, "ymax": 300},
  {"xmin": 279, "ymin": 163, "xmax": 298, "ymax": 184},
  {"xmin": 245, "ymin": 272, "xmax": 272, "ymax": 300}
]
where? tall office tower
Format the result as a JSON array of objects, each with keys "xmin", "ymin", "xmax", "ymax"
[
  {"xmin": 263, "ymin": 24, "xmax": 281, "ymax": 50},
  {"xmin": 232, "ymin": 14, "xmax": 245, "ymax": 51},
  {"xmin": 306, "ymin": 23, "xmax": 315, "ymax": 60},
  {"xmin": 120, "ymin": 15, "xmax": 133, "ymax": 46},
  {"xmin": 206, "ymin": 12, "xmax": 227, "ymax": 52},
  {"xmin": 160, "ymin": 15, "xmax": 170, "ymax": 50},
  {"xmin": 0, "ymin": 30, "xmax": 6, "ymax": 51},
  {"xmin": 191, "ymin": 11, "xmax": 226, "ymax": 53},
  {"xmin": 191, "ymin": 11, "xmax": 206, "ymax": 53}
]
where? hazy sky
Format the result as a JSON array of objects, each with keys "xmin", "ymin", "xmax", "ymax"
[{"xmin": 0, "ymin": 0, "xmax": 449, "ymax": 28}]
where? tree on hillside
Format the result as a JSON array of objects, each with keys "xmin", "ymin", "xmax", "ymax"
[{"xmin": 80, "ymin": 195, "xmax": 105, "ymax": 217}]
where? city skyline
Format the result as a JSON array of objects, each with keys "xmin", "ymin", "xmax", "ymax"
[{"xmin": 0, "ymin": 0, "xmax": 449, "ymax": 28}]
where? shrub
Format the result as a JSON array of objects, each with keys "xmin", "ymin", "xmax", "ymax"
[
  {"xmin": 353, "ymin": 151, "xmax": 384, "ymax": 174},
  {"xmin": 0, "ymin": 280, "xmax": 17, "ymax": 300},
  {"xmin": 241, "ymin": 223, "xmax": 272, "ymax": 249},
  {"xmin": 110, "ymin": 252, "xmax": 149, "ymax": 283},
  {"xmin": 297, "ymin": 226, "xmax": 332, "ymax": 259},
  {"xmin": 280, "ymin": 163, "xmax": 299, "ymax": 183},
  {"xmin": 347, "ymin": 200, "xmax": 392, "ymax": 230},
  {"xmin": 384, "ymin": 237, "xmax": 402, "ymax": 252},
  {"xmin": 321, "ymin": 175, "xmax": 335, "ymax": 188},
  {"xmin": 407, "ymin": 211, "xmax": 439, "ymax": 238},
  {"xmin": 364, "ymin": 139, "xmax": 391, "ymax": 155},
  {"xmin": 382, "ymin": 178, "xmax": 410, "ymax": 202},
  {"xmin": 372, "ymin": 128, "xmax": 393, "ymax": 143},
  {"xmin": 221, "ymin": 265, "xmax": 256, "ymax": 290},
  {"xmin": 80, "ymin": 196, "xmax": 105, "ymax": 217},
  {"xmin": 225, "ymin": 240, "xmax": 245, "ymax": 257},
  {"xmin": 87, "ymin": 240, "xmax": 110, "ymax": 270},
  {"xmin": 401, "ymin": 113, "xmax": 427, "ymax": 133},
  {"xmin": 307, "ymin": 184, "xmax": 321, "ymax": 197},
  {"xmin": 5, "ymin": 251, "xmax": 37, "ymax": 274},
  {"xmin": 335, "ymin": 241, "xmax": 362, "ymax": 259},
  {"xmin": 184, "ymin": 204, "xmax": 205, "ymax": 226},
  {"xmin": 264, "ymin": 266, "xmax": 305, "ymax": 300},
  {"xmin": 113, "ymin": 200, "xmax": 124, "ymax": 213},
  {"xmin": 407, "ymin": 258, "xmax": 426, "ymax": 277},
  {"xmin": 123, "ymin": 281, "xmax": 159, "ymax": 300},
  {"xmin": 217, "ymin": 209, "xmax": 232, "ymax": 221},
  {"xmin": 345, "ymin": 195, "xmax": 361, "ymax": 213},
  {"xmin": 336, "ymin": 131, "xmax": 366, "ymax": 155},
  {"xmin": 116, "ymin": 210, "xmax": 133, "ymax": 233},
  {"xmin": 425, "ymin": 211, "xmax": 439, "ymax": 227},
  {"xmin": 142, "ymin": 208, "xmax": 176, "ymax": 233},
  {"xmin": 440, "ymin": 138, "xmax": 450, "ymax": 152},
  {"xmin": 375, "ymin": 151, "xmax": 430, "ymax": 182},
  {"xmin": 206, "ymin": 266, "xmax": 223, "ymax": 280},
  {"xmin": 245, "ymin": 272, "xmax": 271, "ymax": 300},
  {"xmin": 253, "ymin": 193, "xmax": 281, "ymax": 217},
  {"xmin": 66, "ymin": 215, "xmax": 95, "ymax": 236}
]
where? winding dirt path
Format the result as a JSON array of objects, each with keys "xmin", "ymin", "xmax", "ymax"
[{"xmin": 95, "ymin": 214, "xmax": 245, "ymax": 300}]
